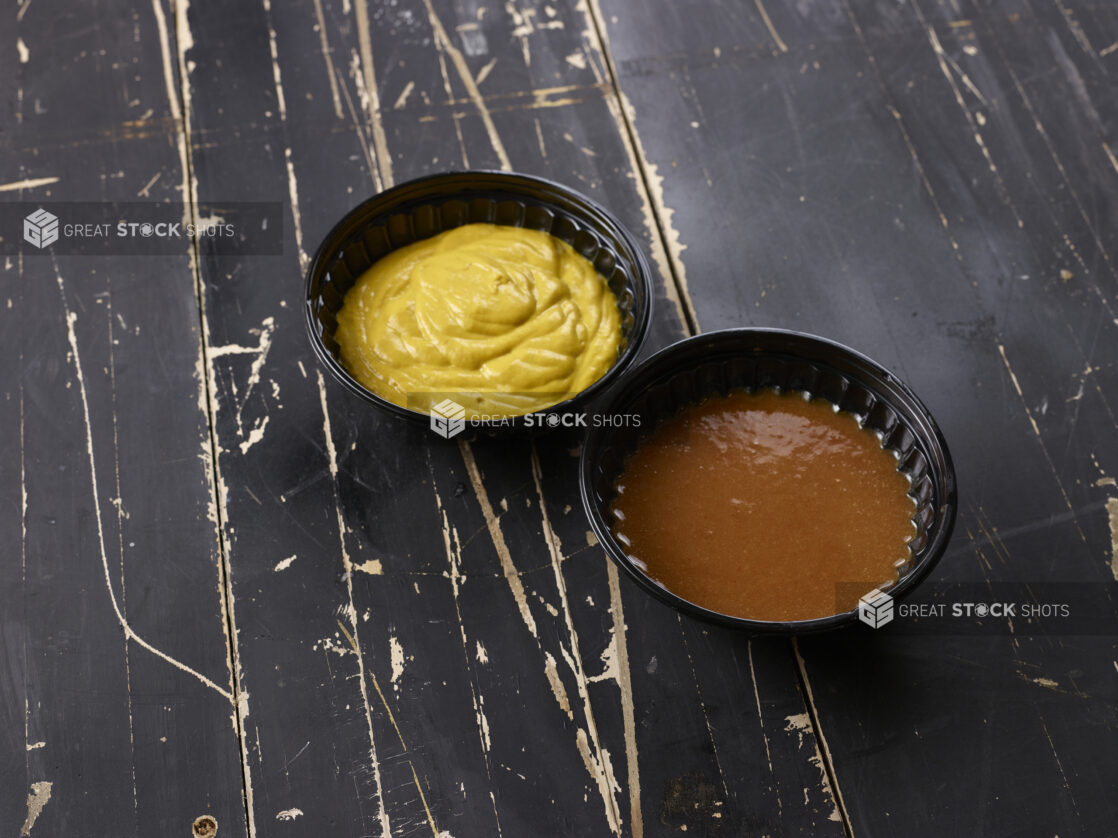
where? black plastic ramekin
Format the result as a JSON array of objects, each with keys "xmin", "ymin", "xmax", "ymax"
[
  {"xmin": 305, "ymin": 170, "xmax": 653, "ymax": 431},
  {"xmin": 580, "ymin": 328, "xmax": 958, "ymax": 633}
]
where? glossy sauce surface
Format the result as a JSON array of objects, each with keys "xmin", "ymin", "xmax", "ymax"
[
  {"xmin": 611, "ymin": 388, "xmax": 916, "ymax": 621},
  {"xmin": 335, "ymin": 223, "xmax": 621, "ymax": 418}
]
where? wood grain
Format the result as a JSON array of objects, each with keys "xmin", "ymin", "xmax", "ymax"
[
  {"xmin": 180, "ymin": 0, "xmax": 841, "ymax": 834},
  {"xmin": 1, "ymin": 0, "xmax": 248, "ymax": 835},
  {"xmin": 596, "ymin": 0, "xmax": 1118, "ymax": 833}
]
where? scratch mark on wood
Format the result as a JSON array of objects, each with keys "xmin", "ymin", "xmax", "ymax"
[
  {"xmin": 1053, "ymin": 0, "xmax": 1096, "ymax": 59},
  {"xmin": 747, "ymin": 641, "xmax": 778, "ymax": 798},
  {"xmin": 408, "ymin": 762, "xmax": 441, "ymax": 838},
  {"xmin": 581, "ymin": 0, "xmax": 697, "ymax": 332},
  {"xmin": 575, "ymin": 731, "xmax": 622, "ymax": 835},
  {"xmin": 842, "ymin": 0, "xmax": 965, "ymax": 262},
  {"xmin": 105, "ymin": 297, "xmax": 141, "ymax": 820},
  {"xmin": 338, "ymin": 57, "xmax": 383, "ymax": 191},
  {"xmin": 1005, "ymin": 63, "xmax": 1116, "ymax": 280},
  {"xmin": 534, "ymin": 117, "xmax": 547, "ymax": 158},
  {"xmin": 393, "ymin": 80, "xmax": 415, "ymax": 109},
  {"xmin": 320, "ymin": 375, "xmax": 391, "ymax": 838},
  {"xmin": 476, "ymin": 57, "xmax": 498, "ymax": 86},
  {"xmin": 458, "ymin": 441, "xmax": 539, "ymax": 638},
  {"xmin": 432, "ymin": 481, "xmax": 505, "ymax": 835},
  {"xmin": 506, "ymin": 2, "xmax": 534, "ymax": 67},
  {"xmin": 544, "ymin": 652, "xmax": 574, "ymax": 720},
  {"xmin": 1039, "ymin": 717, "xmax": 1081, "ymax": 816},
  {"xmin": 606, "ymin": 561, "xmax": 642, "ymax": 838},
  {"xmin": 312, "ymin": 0, "xmax": 345, "ymax": 119},
  {"xmin": 792, "ymin": 638, "xmax": 851, "ymax": 829},
  {"xmin": 1106, "ymin": 498, "xmax": 1118, "ymax": 581},
  {"xmin": 754, "ymin": 0, "xmax": 789, "ymax": 53},
  {"xmin": 239, "ymin": 415, "xmax": 270, "ymax": 455},
  {"xmin": 58, "ymin": 274, "xmax": 234, "ymax": 702},
  {"xmin": 1017, "ymin": 672, "xmax": 1060, "ymax": 690},
  {"xmin": 260, "ymin": 0, "xmax": 311, "ymax": 272},
  {"xmin": 997, "ymin": 343, "xmax": 1087, "ymax": 541},
  {"xmin": 924, "ymin": 22, "xmax": 988, "ymax": 106},
  {"xmin": 1103, "ymin": 142, "xmax": 1118, "ymax": 175},
  {"xmin": 423, "ymin": 0, "xmax": 512, "ymax": 171},
  {"xmin": 783, "ymin": 714, "xmax": 841, "ymax": 822},
  {"xmin": 343, "ymin": 620, "xmax": 442, "ymax": 838},
  {"xmin": 351, "ymin": 0, "xmax": 395, "ymax": 187},
  {"xmin": 0, "ymin": 176, "xmax": 59, "ymax": 192},
  {"xmin": 151, "ymin": 0, "xmax": 195, "ymax": 233},
  {"xmin": 453, "ymin": 115, "xmax": 472, "ymax": 168},
  {"xmin": 529, "ymin": 444, "xmax": 622, "ymax": 834},
  {"xmin": 261, "ymin": 0, "xmax": 288, "ymax": 118},
  {"xmin": 20, "ymin": 781, "xmax": 52, "ymax": 837},
  {"xmin": 677, "ymin": 615, "xmax": 731, "ymax": 803},
  {"xmin": 136, "ymin": 171, "xmax": 162, "ymax": 197}
]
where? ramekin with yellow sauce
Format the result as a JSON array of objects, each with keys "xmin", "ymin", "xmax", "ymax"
[
  {"xmin": 306, "ymin": 171, "xmax": 653, "ymax": 431},
  {"xmin": 335, "ymin": 223, "xmax": 621, "ymax": 418}
]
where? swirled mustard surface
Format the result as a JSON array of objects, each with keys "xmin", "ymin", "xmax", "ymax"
[{"xmin": 335, "ymin": 223, "xmax": 622, "ymax": 417}]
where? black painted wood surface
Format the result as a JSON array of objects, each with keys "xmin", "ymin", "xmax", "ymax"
[{"xmin": 3, "ymin": 0, "xmax": 1115, "ymax": 836}]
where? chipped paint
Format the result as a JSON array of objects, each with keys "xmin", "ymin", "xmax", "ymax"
[
  {"xmin": 352, "ymin": 0, "xmax": 395, "ymax": 187},
  {"xmin": 0, "ymin": 176, "xmax": 58, "ymax": 193},
  {"xmin": 605, "ymin": 562, "xmax": 641, "ymax": 838},
  {"xmin": 459, "ymin": 441, "xmax": 539, "ymax": 637},
  {"xmin": 274, "ymin": 554, "xmax": 296, "ymax": 572},
  {"xmin": 754, "ymin": 0, "xmax": 788, "ymax": 53},
  {"xmin": 1107, "ymin": 497, "xmax": 1118, "ymax": 581},
  {"xmin": 544, "ymin": 652, "xmax": 574, "ymax": 720},
  {"xmin": 276, "ymin": 808, "xmax": 304, "ymax": 821},
  {"xmin": 354, "ymin": 559, "xmax": 383, "ymax": 575},
  {"xmin": 394, "ymin": 80, "xmax": 416, "ymax": 109},
  {"xmin": 792, "ymin": 640, "xmax": 847, "ymax": 825},
  {"xmin": 319, "ymin": 374, "xmax": 391, "ymax": 838},
  {"xmin": 575, "ymin": 731, "xmax": 622, "ymax": 835},
  {"xmin": 389, "ymin": 635, "xmax": 406, "ymax": 686},
  {"xmin": 59, "ymin": 279, "xmax": 233, "ymax": 702},
  {"xmin": 579, "ymin": 0, "xmax": 695, "ymax": 332},
  {"xmin": 20, "ymin": 781, "xmax": 52, "ymax": 837},
  {"xmin": 424, "ymin": 0, "xmax": 512, "ymax": 170},
  {"xmin": 529, "ymin": 445, "xmax": 622, "ymax": 835},
  {"xmin": 312, "ymin": 0, "xmax": 344, "ymax": 119},
  {"xmin": 238, "ymin": 414, "xmax": 270, "ymax": 455}
]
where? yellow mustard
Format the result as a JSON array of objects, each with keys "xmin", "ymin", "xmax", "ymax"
[{"xmin": 335, "ymin": 223, "xmax": 622, "ymax": 417}]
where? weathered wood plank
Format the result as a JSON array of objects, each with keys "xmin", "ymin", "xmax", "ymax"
[
  {"xmin": 1, "ymin": 0, "xmax": 248, "ymax": 835},
  {"xmin": 596, "ymin": 0, "xmax": 1118, "ymax": 833},
  {"xmin": 182, "ymin": 0, "xmax": 840, "ymax": 834}
]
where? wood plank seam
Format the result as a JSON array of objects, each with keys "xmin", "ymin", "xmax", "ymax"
[
  {"xmin": 581, "ymin": 0, "xmax": 700, "ymax": 334},
  {"xmin": 793, "ymin": 638, "xmax": 854, "ymax": 837},
  {"xmin": 159, "ymin": 0, "xmax": 257, "ymax": 833}
]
